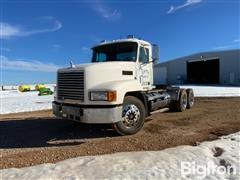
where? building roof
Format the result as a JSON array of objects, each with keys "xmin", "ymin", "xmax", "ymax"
[{"xmin": 155, "ymin": 49, "xmax": 240, "ymax": 67}]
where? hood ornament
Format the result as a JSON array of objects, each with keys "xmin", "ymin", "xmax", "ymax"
[{"xmin": 70, "ymin": 60, "xmax": 75, "ymax": 68}]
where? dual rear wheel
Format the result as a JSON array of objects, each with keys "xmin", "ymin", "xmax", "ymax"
[{"xmin": 169, "ymin": 88, "xmax": 194, "ymax": 112}]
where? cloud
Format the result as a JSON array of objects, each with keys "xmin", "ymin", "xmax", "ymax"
[
  {"xmin": 0, "ymin": 17, "xmax": 62, "ymax": 39},
  {"xmin": 0, "ymin": 47, "xmax": 11, "ymax": 52},
  {"xmin": 98, "ymin": 8, "xmax": 121, "ymax": 20},
  {"xmin": 1, "ymin": 55, "xmax": 60, "ymax": 72},
  {"xmin": 53, "ymin": 44, "xmax": 61, "ymax": 48},
  {"xmin": 234, "ymin": 39, "xmax": 240, "ymax": 43},
  {"xmin": 213, "ymin": 45, "xmax": 235, "ymax": 50},
  {"xmin": 213, "ymin": 39, "xmax": 240, "ymax": 50},
  {"xmin": 81, "ymin": 47, "xmax": 90, "ymax": 51},
  {"xmin": 52, "ymin": 44, "xmax": 62, "ymax": 50},
  {"xmin": 91, "ymin": 1, "xmax": 121, "ymax": 20},
  {"xmin": 167, "ymin": 0, "xmax": 202, "ymax": 14}
]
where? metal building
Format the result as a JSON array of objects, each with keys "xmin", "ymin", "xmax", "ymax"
[{"xmin": 154, "ymin": 49, "xmax": 240, "ymax": 86}]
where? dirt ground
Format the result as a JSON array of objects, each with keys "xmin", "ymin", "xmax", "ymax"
[{"xmin": 0, "ymin": 97, "xmax": 240, "ymax": 169}]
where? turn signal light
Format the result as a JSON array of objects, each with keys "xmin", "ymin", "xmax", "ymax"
[{"xmin": 107, "ymin": 91, "xmax": 117, "ymax": 101}]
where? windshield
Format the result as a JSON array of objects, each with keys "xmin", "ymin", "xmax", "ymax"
[{"xmin": 92, "ymin": 42, "xmax": 138, "ymax": 62}]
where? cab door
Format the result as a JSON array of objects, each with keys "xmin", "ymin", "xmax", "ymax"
[{"xmin": 138, "ymin": 46, "xmax": 152, "ymax": 89}]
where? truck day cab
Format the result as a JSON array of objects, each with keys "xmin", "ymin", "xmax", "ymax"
[{"xmin": 52, "ymin": 36, "xmax": 194, "ymax": 135}]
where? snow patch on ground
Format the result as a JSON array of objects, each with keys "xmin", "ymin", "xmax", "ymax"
[
  {"xmin": 0, "ymin": 84, "xmax": 54, "ymax": 114},
  {"xmin": 1, "ymin": 85, "xmax": 240, "ymax": 114},
  {"xmin": 175, "ymin": 85, "xmax": 240, "ymax": 97},
  {"xmin": 1, "ymin": 132, "xmax": 239, "ymax": 180}
]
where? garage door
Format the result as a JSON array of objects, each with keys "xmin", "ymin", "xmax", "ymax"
[{"xmin": 187, "ymin": 59, "xmax": 219, "ymax": 84}]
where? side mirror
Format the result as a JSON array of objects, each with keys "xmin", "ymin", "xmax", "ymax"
[{"xmin": 152, "ymin": 44, "xmax": 159, "ymax": 64}]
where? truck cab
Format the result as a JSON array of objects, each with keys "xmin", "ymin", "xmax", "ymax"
[{"xmin": 53, "ymin": 36, "xmax": 194, "ymax": 135}]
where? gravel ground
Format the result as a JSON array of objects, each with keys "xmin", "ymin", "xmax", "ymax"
[{"xmin": 0, "ymin": 97, "xmax": 240, "ymax": 169}]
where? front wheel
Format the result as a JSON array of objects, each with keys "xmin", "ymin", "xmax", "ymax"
[{"xmin": 113, "ymin": 96, "xmax": 146, "ymax": 135}]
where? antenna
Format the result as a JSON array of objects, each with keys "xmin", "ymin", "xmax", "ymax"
[
  {"xmin": 100, "ymin": 40, "xmax": 107, "ymax": 43},
  {"xmin": 127, "ymin": 35, "xmax": 134, "ymax": 39},
  {"xmin": 70, "ymin": 60, "xmax": 75, "ymax": 68}
]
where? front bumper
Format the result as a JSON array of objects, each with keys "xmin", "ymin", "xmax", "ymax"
[{"xmin": 52, "ymin": 101, "xmax": 122, "ymax": 124}]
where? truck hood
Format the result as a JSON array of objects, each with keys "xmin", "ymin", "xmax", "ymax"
[{"xmin": 58, "ymin": 61, "xmax": 137, "ymax": 89}]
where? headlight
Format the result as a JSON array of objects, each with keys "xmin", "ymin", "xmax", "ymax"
[{"xmin": 89, "ymin": 91, "xmax": 116, "ymax": 101}]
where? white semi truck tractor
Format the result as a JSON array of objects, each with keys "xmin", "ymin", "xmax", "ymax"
[{"xmin": 52, "ymin": 36, "xmax": 194, "ymax": 135}]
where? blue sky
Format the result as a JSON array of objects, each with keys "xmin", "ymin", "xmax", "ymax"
[{"xmin": 1, "ymin": 0, "xmax": 239, "ymax": 85}]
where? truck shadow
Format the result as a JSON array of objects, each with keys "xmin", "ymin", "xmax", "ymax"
[{"xmin": 0, "ymin": 117, "xmax": 117, "ymax": 149}]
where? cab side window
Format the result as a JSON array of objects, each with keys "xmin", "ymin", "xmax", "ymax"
[{"xmin": 139, "ymin": 47, "xmax": 149, "ymax": 63}]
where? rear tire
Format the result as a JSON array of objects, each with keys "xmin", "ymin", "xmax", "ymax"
[
  {"xmin": 113, "ymin": 96, "xmax": 146, "ymax": 135},
  {"xmin": 169, "ymin": 89, "xmax": 187, "ymax": 112},
  {"xmin": 186, "ymin": 88, "xmax": 194, "ymax": 109}
]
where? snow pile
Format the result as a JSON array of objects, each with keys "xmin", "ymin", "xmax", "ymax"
[
  {"xmin": 1, "ymin": 85, "xmax": 239, "ymax": 114},
  {"xmin": 0, "ymin": 84, "xmax": 55, "ymax": 114},
  {"xmin": 1, "ymin": 132, "xmax": 239, "ymax": 180},
  {"xmin": 175, "ymin": 85, "xmax": 240, "ymax": 97}
]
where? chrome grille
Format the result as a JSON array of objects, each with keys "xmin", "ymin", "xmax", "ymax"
[{"xmin": 57, "ymin": 71, "xmax": 84, "ymax": 101}]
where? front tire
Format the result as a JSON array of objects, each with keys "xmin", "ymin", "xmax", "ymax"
[{"xmin": 113, "ymin": 96, "xmax": 146, "ymax": 135}]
